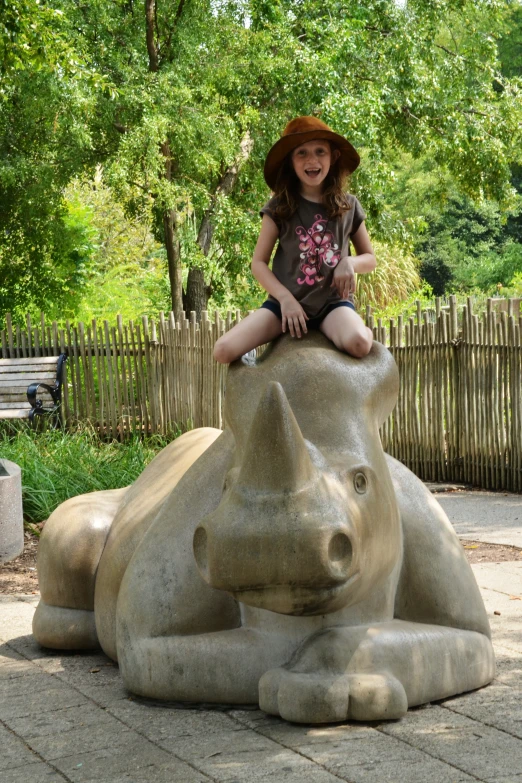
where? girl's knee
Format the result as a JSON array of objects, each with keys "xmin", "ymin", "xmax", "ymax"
[
  {"xmin": 214, "ymin": 337, "xmax": 236, "ymax": 364},
  {"xmin": 344, "ymin": 328, "xmax": 373, "ymax": 359}
]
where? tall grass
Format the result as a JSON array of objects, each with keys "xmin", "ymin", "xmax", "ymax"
[
  {"xmin": 357, "ymin": 241, "xmax": 421, "ymax": 313},
  {"xmin": 0, "ymin": 424, "xmax": 174, "ymax": 524}
]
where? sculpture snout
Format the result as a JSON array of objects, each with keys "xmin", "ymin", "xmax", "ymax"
[
  {"xmin": 193, "ymin": 513, "xmax": 354, "ymax": 595},
  {"xmin": 193, "ymin": 381, "xmax": 358, "ymax": 615}
]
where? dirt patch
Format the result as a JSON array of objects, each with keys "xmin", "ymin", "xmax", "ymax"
[
  {"xmin": 1, "ymin": 530, "xmax": 521, "ymax": 597},
  {"xmin": 0, "ymin": 528, "xmax": 40, "ymax": 595},
  {"xmin": 461, "ymin": 539, "xmax": 522, "ymax": 564}
]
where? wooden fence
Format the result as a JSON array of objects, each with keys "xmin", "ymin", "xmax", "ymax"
[{"xmin": 1, "ymin": 296, "xmax": 521, "ymax": 491}]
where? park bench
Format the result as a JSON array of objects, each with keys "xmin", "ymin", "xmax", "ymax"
[{"xmin": 0, "ymin": 354, "xmax": 67, "ymax": 425}]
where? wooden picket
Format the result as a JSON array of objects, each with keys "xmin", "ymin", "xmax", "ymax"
[{"xmin": 1, "ymin": 297, "xmax": 521, "ymax": 490}]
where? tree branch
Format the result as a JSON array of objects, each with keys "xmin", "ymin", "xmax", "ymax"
[{"xmin": 196, "ymin": 132, "xmax": 254, "ymax": 255}]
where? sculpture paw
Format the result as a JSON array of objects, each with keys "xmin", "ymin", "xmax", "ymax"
[{"xmin": 259, "ymin": 668, "xmax": 407, "ymax": 724}]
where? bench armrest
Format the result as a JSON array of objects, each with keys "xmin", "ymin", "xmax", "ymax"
[{"xmin": 27, "ymin": 382, "xmax": 60, "ymax": 410}]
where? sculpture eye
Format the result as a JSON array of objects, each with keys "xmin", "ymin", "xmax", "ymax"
[{"xmin": 353, "ymin": 472, "xmax": 367, "ymax": 494}]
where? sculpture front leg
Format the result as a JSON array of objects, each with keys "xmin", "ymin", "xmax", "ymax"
[
  {"xmin": 118, "ymin": 627, "xmax": 303, "ymax": 704},
  {"xmin": 260, "ymin": 621, "xmax": 495, "ymax": 723}
]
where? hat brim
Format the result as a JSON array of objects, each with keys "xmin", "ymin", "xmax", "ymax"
[{"xmin": 264, "ymin": 129, "xmax": 360, "ymax": 190}]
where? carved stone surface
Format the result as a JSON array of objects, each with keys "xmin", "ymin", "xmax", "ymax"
[
  {"xmin": 33, "ymin": 333, "xmax": 495, "ymax": 723},
  {"xmin": 0, "ymin": 459, "xmax": 24, "ymax": 565}
]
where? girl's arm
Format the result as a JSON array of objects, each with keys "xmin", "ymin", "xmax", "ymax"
[
  {"xmin": 251, "ymin": 214, "xmax": 309, "ymax": 338},
  {"xmin": 350, "ymin": 222, "xmax": 377, "ymax": 274},
  {"xmin": 331, "ymin": 221, "xmax": 376, "ymax": 299}
]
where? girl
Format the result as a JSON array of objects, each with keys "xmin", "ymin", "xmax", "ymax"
[{"xmin": 213, "ymin": 116, "xmax": 376, "ymax": 364}]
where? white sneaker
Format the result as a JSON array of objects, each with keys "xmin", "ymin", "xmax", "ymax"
[{"xmin": 241, "ymin": 349, "xmax": 257, "ymax": 367}]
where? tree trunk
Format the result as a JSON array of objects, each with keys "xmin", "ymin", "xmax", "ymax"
[
  {"xmin": 163, "ymin": 209, "xmax": 184, "ymax": 320},
  {"xmin": 184, "ymin": 268, "xmax": 209, "ymax": 316},
  {"xmin": 145, "ymin": 2, "xmax": 185, "ymax": 320},
  {"xmin": 185, "ymin": 132, "xmax": 253, "ymax": 318}
]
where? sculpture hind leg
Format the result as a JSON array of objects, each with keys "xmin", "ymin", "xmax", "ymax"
[
  {"xmin": 34, "ymin": 429, "xmax": 222, "ymax": 655},
  {"xmin": 388, "ymin": 454, "xmax": 493, "ymax": 638},
  {"xmin": 33, "ymin": 488, "xmax": 127, "ymax": 650}
]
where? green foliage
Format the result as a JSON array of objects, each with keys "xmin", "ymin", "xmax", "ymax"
[
  {"xmin": 356, "ymin": 241, "xmax": 421, "ymax": 312},
  {"xmin": 1, "ymin": 0, "xmax": 522, "ymax": 317},
  {"xmin": 65, "ymin": 173, "xmax": 171, "ymax": 323},
  {"xmin": 385, "ymin": 151, "xmax": 522, "ymax": 297},
  {"xmin": 0, "ymin": 424, "xmax": 173, "ymax": 523}
]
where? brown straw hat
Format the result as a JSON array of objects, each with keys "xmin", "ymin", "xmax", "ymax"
[{"xmin": 264, "ymin": 116, "xmax": 360, "ymax": 190}]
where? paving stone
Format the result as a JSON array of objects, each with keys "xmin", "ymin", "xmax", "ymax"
[
  {"xmin": 0, "ymin": 761, "xmax": 67, "ymax": 782},
  {"xmin": 26, "ymin": 719, "xmax": 135, "ymax": 762},
  {"xmin": 231, "ymin": 709, "xmax": 383, "ymax": 748},
  {"xmin": 436, "ymin": 493, "xmax": 522, "ymax": 547},
  {"xmin": 0, "ymin": 723, "xmax": 41, "ymax": 771},
  {"xmin": 7, "ymin": 702, "xmax": 118, "ymax": 740},
  {"xmin": 381, "ymin": 703, "xmax": 522, "ymax": 782},
  {"xmin": 5, "ymin": 634, "xmax": 55, "ymax": 661},
  {"xmin": 488, "ymin": 777, "xmax": 522, "ymax": 783},
  {"xmin": 109, "ymin": 699, "xmax": 252, "ymax": 740},
  {"xmin": 159, "ymin": 726, "xmax": 278, "ymax": 762},
  {"xmin": 51, "ymin": 735, "xmax": 206, "ymax": 782},
  {"xmin": 195, "ymin": 746, "xmax": 344, "ymax": 783},
  {"xmin": 442, "ymin": 682, "xmax": 522, "ymax": 739},
  {"xmin": 493, "ymin": 645, "xmax": 522, "ymax": 688},
  {"xmin": 479, "ymin": 589, "xmax": 522, "ymax": 651},
  {"xmin": 103, "ymin": 762, "xmax": 211, "ymax": 782},
  {"xmin": 0, "ymin": 681, "xmax": 89, "ymax": 721},
  {"xmin": 0, "ymin": 598, "xmax": 38, "ymax": 639},
  {"xmin": 0, "ymin": 669, "xmax": 54, "ymax": 696},
  {"xmin": 0, "ymin": 651, "xmax": 41, "ymax": 681}
]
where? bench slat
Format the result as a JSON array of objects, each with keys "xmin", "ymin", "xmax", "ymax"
[
  {"xmin": 0, "ymin": 373, "xmax": 57, "ymax": 384},
  {"xmin": 0, "ymin": 357, "xmax": 60, "ymax": 366},
  {"xmin": 0, "ymin": 386, "xmax": 54, "ymax": 396},
  {"xmin": 0, "ymin": 363, "xmax": 59, "ymax": 375},
  {"xmin": 1, "ymin": 393, "xmax": 53, "ymax": 404},
  {"xmin": 0, "ymin": 402, "xmax": 31, "ymax": 409},
  {"xmin": 0, "ymin": 380, "xmax": 56, "ymax": 389},
  {"xmin": 0, "ymin": 409, "xmax": 31, "ymax": 419}
]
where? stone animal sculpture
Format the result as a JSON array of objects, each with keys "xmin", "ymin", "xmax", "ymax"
[{"xmin": 33, "ymin": 333, "xmax": 495, "ymax": 724}]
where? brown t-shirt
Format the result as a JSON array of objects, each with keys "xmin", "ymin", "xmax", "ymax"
[{"xmin": 260, "ymin": 194, "xmax": 366, "ymax": 318}]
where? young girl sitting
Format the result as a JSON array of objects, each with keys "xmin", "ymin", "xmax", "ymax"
[{"xmin": 213, "ymin": 116, "xmax": 376, "ymax": 364}]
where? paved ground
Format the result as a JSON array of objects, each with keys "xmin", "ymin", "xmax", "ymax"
[
  {"xmin": 435, "ymin": 492, "xmax": 522, "ymax": 548},
  {"xmin": 1, "ymin": 493, "xmax": 521, "ymax": 783}
]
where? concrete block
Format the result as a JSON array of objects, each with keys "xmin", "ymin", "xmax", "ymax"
[{"xmin": 0, "ymin": 459, "xmax": 23, "ymax": 564}]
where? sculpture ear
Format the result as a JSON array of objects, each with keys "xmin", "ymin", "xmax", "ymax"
[
  {"xmin": 364, "ymin": 342, "xmax": 400, "ymax": 427},
  {"xmin": 334, "ymin": 341, "xmax": 398, "ymax": 427}
]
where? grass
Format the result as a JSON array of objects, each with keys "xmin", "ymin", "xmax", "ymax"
[{"xmin": 0, "ymin": 423, "xmax": 175, "ymax": 525}]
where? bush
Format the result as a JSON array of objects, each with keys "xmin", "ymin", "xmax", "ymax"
[{"xmin": 0, "ymin": 425, "xmax": 173, "ymax": 524}]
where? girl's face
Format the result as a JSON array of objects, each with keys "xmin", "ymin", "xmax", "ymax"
[{"xmin": 291, "ymin": 140, "xmax": 339, "ymax": 188}]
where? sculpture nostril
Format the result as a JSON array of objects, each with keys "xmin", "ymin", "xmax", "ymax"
[
  {"xmin": 328, "ymin": 533, "xmax": 352, "ymax": 573},
  {"xmin": 193, "ymin": 526, "xmax": 210, "ymax": 583}
]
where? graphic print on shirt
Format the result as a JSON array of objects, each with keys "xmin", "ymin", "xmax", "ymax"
[{"xmin": 295, "ymin": 215, "xmax": 341, "ymax": 286}]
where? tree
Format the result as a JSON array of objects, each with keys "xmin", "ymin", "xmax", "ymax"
[{"xmin": 2, "ymin": 0, "xmax": 521, "ymax": 320}]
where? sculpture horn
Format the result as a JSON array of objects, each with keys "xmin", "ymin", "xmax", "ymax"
[{"xmin": 237, "ymin": 381, "xmax": 317, "ymax": 493}]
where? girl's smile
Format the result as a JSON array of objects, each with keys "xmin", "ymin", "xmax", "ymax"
[{"xmin": 291, "ymin": 141, "xmax": 340, "ymax": 191}]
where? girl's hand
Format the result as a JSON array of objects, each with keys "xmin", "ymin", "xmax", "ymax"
[
  {"xmin": 331, "ymin": 257, "xmax": 356, "ymax": 299},
  {"xmin": 279, "ymin": 293, "xmax": 309, "ymax": 338}
]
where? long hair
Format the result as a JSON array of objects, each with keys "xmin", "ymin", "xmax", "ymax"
[{"xmin": 272, "ymin": 143, "xmax": 352, "ymax": 222}]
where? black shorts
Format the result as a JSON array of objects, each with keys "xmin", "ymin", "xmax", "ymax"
[{"xmin": 261, "ymin": 299, "xmax": 355, "ymax": 330}]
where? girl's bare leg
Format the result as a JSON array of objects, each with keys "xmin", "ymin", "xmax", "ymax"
[
  {"xmin": 214, "ymin": 309, "xmax": 283, "ymax": 364},
  {"xmin": 320, "ymin": 307, "xmax": 373, "ymax": 358}
]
